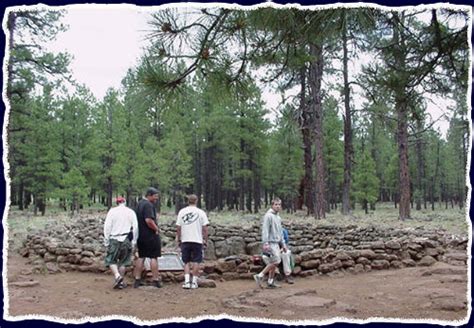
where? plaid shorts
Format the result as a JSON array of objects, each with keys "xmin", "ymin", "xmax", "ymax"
[{"xmin": 104, "ymin": 238, "xmax": 133, "ymax": 267}]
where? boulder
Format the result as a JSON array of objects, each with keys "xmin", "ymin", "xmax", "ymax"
[
  {"xmin": 354, "ymin": 264, "xmax": 365, "ymax": 273},
  {"xmin": 359, "ymin": 249, "xmax": 376, "ymax": 259},
  {"xmin": 79, "ymin": 257, "xmax": 94, "ymax": 265},
  {"xmin": 390, "ymin": 260, "xmax": 403, "ymax": 269},
  {"xmin": 204, "ymin": 240, "xmax": 216, "ymax": 260},
  {"xmin": 356, "ymin": 257, "xmax": 370, "ymax": 265},
  {"xmin": 425, "ymin": 248, "xmax": 439, "ymax": 257},
  {"xmin": 341, "ymin": 259, "xmax": 355, "ymax": 268},
  {"xmin": 370, "ymin": 241, "xmax": 385, "ymax": 249},
  {"xmin": 318, "ymin": 263, "xmax": 335, "ymax": 274},
  {"xmin": 203, "ymin": 262, "xmax": 216, "ymax": 274},
  {"xmin": 245, "ymin": 242, "xmax": 261, "ymax": 256},
  {"xmin": 198, "ymin": 279, "xmax": 217, "ymax": 288},
  {"xmin": 215, "ymin": 259, "xmax": 237, "ymax": 274},
  {"xmin": 300, "ymin": 259, "xmax": 320, "ymax": 270},
  {"xmin": 335, "ymin": 252, "xmax": 352, "ymax": 261},
  {"xmin": 402, "ymin": 259, "xmax": 417, "ymax": 267},
  {"xmin": 222, "ymin": 272, "xmax": 239, "ymax": 281},
  {"xmin": 215, "ymin": 236, "xmax": 246, "ymax": 258},
  {"xmin": 385, "ymin": 240, "xmax": 401, "ymax": 250},
  {"xmin": 418, "ymin": 255, "xmax": 437, "ymax": 267},
  {"xmin": 43, "ymin": 253, "xmax": 57, "ymax": 262},
  {"xmin": 236, "ymin": 262, "xmax": 249, "ymax": 273},
  {"xmin": 45, "ymin": 262, "xmax": 62, "ymax": 273},
  {"xmin": 371, "ymin": 260, "xmax": 390, "ymax": 270}
]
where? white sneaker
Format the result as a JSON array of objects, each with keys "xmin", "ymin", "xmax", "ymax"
[
  {"xmin": 190, "ymin": 282, "xmax": 198, "ymax": 289},
  {"xmin": 182, "ymin": 281, "xmax": 191, "ymax": 289}
]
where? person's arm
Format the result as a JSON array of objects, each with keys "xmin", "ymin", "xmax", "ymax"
[
  {"xmin": 202, "ymin": 211, "xmax": 209, "ymax": 247},
  {"xmin": 144, "ymin": 202, "xmax": 159, "ymax": 234},
  {"xmin": 103, "ymin": 211, "xmax": 112, "ymax": 247},
  {"xmin": 202, "ymin": 225, "xmax": 208, "ymax": 248},
  {"xmin": 176, "ymin": 225, "xmax": 182, "ymax": 245},
  {"xmin": 131, "ymin": 213, "xmax": 139, "ymax": 247},
  {"xmin": 261, "ymin": 214, "xmax": 270, "ymax": 243},
  {"xmin": 145, "ymin": 218, "xmax": 159, "ymax": 234},
  {"xmin": 279, "ymin": 225, "xmax": 287, "ymax": 251}
]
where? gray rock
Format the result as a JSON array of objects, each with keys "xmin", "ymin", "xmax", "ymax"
[
  {"xmin": 385, "ymin": 240, "xmax": 401, "ymax": 249},
  {"xmin": 371, "ymin": 260, "xmax": 390, "ymax": 270},
  {"xmin": 418, "ymin": 255, "xmax": 437, "ymax": 267},
  {"xmin": 402, "ymin": 258, "xmax": 417, "ymax": 267},
  {"xmin": 215, "ymin": 236, "xmax": 246, "ymax": 258},
  {"xmin": 370, "ymin": 241, "xmax": 385, "ymax": 249},
  {"xmin": 300, "ymin": 259, "xmax": 320, "ymax": 270},
  {"xmin": 198, "ymin": 278, "xmax": 217, "ymax": 288},
  {"xmin": 204, "ymin": 239, "xmax": 216, "ymax": 260},
  {"xmin": 245, "ymin": 242, "xmax": 261, "ymax": 256},
  {"xmin": 359, "ymin": 249, "xmax": 376, "ymax": 259}
]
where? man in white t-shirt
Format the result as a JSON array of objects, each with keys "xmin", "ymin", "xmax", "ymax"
[{"xmin": 176, "ymin": 194, "xmax": 209, "ymax": 289}]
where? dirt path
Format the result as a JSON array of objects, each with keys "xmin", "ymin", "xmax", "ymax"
[{"xmin": 5, "ymin": 254, "xmax": 469, "ymax": 324}]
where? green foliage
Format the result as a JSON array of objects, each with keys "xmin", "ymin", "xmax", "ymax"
[
  {"xmin": 61, "ymin": 167, "xmax": 89, "ymax": 211},
  {"xmin": 263, "ymin": 106, "xmax": 304, "ymax": 204},
  {"xmin": 6, "ymin": 7, "xmax": 469, "ymax": 219},
  {"xmin": 158, "ymin": 124, "xmax": 193, "ymax": 193},
  {"xmin": 323, "ymin": 96, "xmax": 344, "ymax": 203},
  {"xmin": 19, "ymin": 89, "xmax": 62, "ymax": 207},
  {"xmin": 353, "ymin": 148, "xmax": 380, "ymax": 211}
]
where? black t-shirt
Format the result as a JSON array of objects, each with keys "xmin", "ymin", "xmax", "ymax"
[{"xmin": 136, "ymin": 198, "xmax": 157, "ymax": 241}]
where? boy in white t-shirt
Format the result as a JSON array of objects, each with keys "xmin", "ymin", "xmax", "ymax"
[{"xmin": 176, "ymin": 194, "xmax": 209, "ymax": 289}]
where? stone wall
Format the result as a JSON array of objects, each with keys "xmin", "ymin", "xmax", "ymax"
[{"xmin": 17, "ymin": 216, "xmax": 468, "ymax": 281}]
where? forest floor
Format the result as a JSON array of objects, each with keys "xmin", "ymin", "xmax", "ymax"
[
  {"xmin": 5, "ymin": 251, "xmax": 469, "ymax": 325},
  {"xmin": 3, "ymin": 203, "xmax": 471, "ymax": 325}
]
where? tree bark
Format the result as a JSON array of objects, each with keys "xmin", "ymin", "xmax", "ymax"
[
  {"xmin": 309, "ymin": 43, "xmax": 326, "ymax": 219},
  {"xmin": 341, "ymin": 9, "xmax": 353, "ymax": 216},
  {"xmin": 415, "ymin": 120, "xmax": 424, "ymax": 211},
  {"xmin": 396, "ymin": 97, "xmax": 411, "ymax": 220},
  {"xmin": 299, "ymin": 67, "xmax": 315, "ymax": 215},
  {"xmin": 392, "ymin": 13, "xmax": 411, "ymax": 221}
]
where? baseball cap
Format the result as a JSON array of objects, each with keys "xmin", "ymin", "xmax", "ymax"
[{"xmin": 116, "ymin": 196, "xmax": 126, "ymax": 204}]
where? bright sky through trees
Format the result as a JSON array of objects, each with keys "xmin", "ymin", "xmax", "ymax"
[{"xmin": 44, "ymin": 4, "xmax": 456, "ymax": 137}]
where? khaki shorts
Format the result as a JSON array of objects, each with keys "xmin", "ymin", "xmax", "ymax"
[{"xmin": 262, "ymin": 243, "xmax": 281, "ymax": 265}]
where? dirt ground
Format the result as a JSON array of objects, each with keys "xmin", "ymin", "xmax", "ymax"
[{"xmin": 4, "ymin": 253, "xmax": 469, "ymax": 325}]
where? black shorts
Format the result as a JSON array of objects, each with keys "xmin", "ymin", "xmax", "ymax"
[
  {"xmin": 137, "ymin": 234, "xmax": 161, "ymax": 258},
  {"xmin": 181, "ymin": 242, "xmax": 203, "ymax": 263}
]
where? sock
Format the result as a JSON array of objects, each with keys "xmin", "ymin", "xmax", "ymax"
[
  {"xmin": 192, "ymin": 276, "xmax": 198, "ymax": 284},
  {"xmin": 258, "ymin": 272, "xmax": 264, "ymax": 278},
  {"xmin": 268, "ymin": 278, "xmax": 274, "ymax": 284},
  {"xmin": 184, "ymin": 274, "xmax": 190, "ymax": 283}
]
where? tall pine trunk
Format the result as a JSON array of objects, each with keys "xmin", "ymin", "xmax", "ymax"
[
  {"xmin": 392, "ymin": 13, "xmax": 411, "ymax": 221},
  {"xmin": 341, "ymin": 10, "xmax": 353, "ymax": 216},
  {"xmin": 299, "ymin": 67, "xmax": 315, "ymax": 215},
  {"xmin": 415, "ymin": 121, "xmax": 424, "ymax": 211},
  {"xmin": 309, "ymin": 43, "xmax": 326, "ymax": 219},
  {"xmin": 396, "ymin": 98, "xmax": 411, "ymax": 220}
]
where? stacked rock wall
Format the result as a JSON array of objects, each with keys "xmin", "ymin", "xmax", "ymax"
[{"xmin": 18, "ymin": 216, "xmax": 467, "ymax": 280}]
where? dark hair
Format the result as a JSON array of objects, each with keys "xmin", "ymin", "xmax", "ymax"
[{"xmin": 146, "ymin": 187, "xmax": 159, "ymax": 197}]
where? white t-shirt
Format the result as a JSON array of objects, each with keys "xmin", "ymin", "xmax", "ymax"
[
  {"xmin": 103, "ymin": 203, "xmax": 139, "ymax": 246},
  {"xmin": 176, "ymin": 205, "xmax": 209, "ymax": 243}
]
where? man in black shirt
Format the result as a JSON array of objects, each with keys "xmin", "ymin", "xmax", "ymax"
[{"xmin": 133, "ymin": 187, "xmax": 162, "ymax": 288}]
